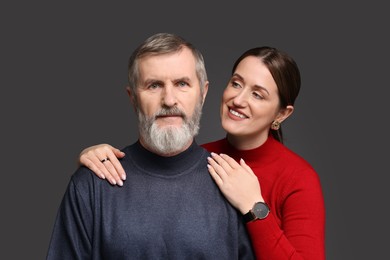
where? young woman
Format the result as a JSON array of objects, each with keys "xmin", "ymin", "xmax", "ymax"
[{"xmin": 78, "ymin": 47, "xmax": 325, "ymax": 259}]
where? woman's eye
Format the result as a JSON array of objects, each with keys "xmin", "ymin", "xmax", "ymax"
[
  {"xmin": 253, "ymin": 92, "xmax": 264, "ymax": 100},
  {"xmin": 232, "ymin": 82, "xmax": 241, "ymax": 88}
]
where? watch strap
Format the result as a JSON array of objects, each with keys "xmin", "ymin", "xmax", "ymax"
[{"xmin": 243, "ymin": 211, "xmax": 255, "ymax": 223}]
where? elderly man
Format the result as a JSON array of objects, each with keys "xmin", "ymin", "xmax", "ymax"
[{"xmin": 46, "ymin": 33, "xmax": 254, "ymax": 259}]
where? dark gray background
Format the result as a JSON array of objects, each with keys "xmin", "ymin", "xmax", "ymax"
[{"xmin": 2, "ymin": 1, "xmax": 389, "ymax": 259}]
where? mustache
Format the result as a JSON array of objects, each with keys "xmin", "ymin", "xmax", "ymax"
[{"xmin": 154, "ymin": 106, "xmax": 186, "ymax": 119}]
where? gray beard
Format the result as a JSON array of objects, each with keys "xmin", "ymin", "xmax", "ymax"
[{"xmin": 137, "ymin": 101, "xmax": 202, "ymax": 155}]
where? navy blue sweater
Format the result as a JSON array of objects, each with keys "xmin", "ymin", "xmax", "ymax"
[{"xmin": 47, "ymin": 141, "xmax": 254, "ymax": 259}]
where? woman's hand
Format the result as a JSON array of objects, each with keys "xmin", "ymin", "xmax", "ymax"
[
  {"xmin": 79, "ymin": 144, "xmax": 126, "ymax": 186},
  {"xmin": 207, "ymin": 153, "xmax": 263, "ymax": 214}
]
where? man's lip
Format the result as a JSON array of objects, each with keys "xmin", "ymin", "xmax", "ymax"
[
  {"xmin": 156, "ymin": 115, "xmax": 183, "ymax": 118},
  {"xmin": 155, "ymin": 115, "xmax": 184, "ymax": 121}
]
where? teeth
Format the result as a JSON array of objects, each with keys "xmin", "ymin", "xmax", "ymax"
[{"xmin": 230, "ymin": 109, "xmax": 246, "ymax": 119}]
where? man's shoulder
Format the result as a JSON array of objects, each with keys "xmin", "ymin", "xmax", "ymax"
[
  {"xmin": 68, "ymin": 166, "xmax": 100, "ymax": 190},
  {"xmin": 118, "ymin": 142, "xmax": 136, "ymax": 154}
]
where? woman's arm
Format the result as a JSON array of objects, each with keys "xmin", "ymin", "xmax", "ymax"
[
  {"xmin": 246, "ymin": 168, "xmax": 325, "ymax": 260},
  {"xmin": 207, "ymin": 153, "xmax": 325, "ymax": 260},
  {"xmin": 78, "ymin": 144, "xmax": 126, "ymax": 186}
]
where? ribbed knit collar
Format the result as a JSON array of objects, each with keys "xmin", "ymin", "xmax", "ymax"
[
  {"xmin": 126, "ymin": 140, "xmax": 206, "ymax": 177},
  {"xmin": 218, "ymin": 135, "xmax": 282, "ymax": 166}
]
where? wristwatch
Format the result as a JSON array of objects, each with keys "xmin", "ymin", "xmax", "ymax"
[{"xmin": 243, "ymin": 202, "xmax": 270, "ymax": 223}]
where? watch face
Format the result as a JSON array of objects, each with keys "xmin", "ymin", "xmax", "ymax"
[{"xmin": 253, "ymin": 202, "xmax": 270, "ymax": 219}]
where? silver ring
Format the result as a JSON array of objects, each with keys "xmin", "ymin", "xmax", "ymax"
[{"xmin": 100, "ymin": 157, "xmax": 110, "ymax": 163}]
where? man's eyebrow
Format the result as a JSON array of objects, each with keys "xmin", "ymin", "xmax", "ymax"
[
  {"xmin": 143, "ymin": 79, "xmax": 164, "ymax": 86},
  {"xmin": 232, "ymin": 73, "xmax": 270, "ymax": 96},
  {"xmin": 174, "ymin": 77, "xmax": 191, "ymax": 83},
  {"xmin": 143, "ymin": 77, "xmax": 192, "ymax": 85}
]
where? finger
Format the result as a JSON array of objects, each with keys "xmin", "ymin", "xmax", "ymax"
[
  {"xmin": 210, "ymin": 152, "xmax": 234, "ymax": 171},
  {"xmin": 239, "ymin": 158, "xmax": 255, "ymax": 175},
  {"xmin": 100, "ymin": 147, "xmax": 126, "ymax": 181},
  {"xmin": 82, "ymin": 158, "xmax": 105, "ymax": 179},
  {"xmin": 93, "ymin": 150, "xmax": 123, "ymax": 186},
  {"xmin": 79, "ymin": 144, "xmax": 121, "ymax": 185},
  {"xmin": 110, "ymin": 150, "xmax": 127, "ymax": 180},
  {"xmin": 91, "ymin": 156, "xmax": 118, "ymax": 186},
  {"xmin": 113, "ymin": 148, "xmax": 126, "ymax": 159},
  {"xmin": 219, "ymin": 153, "xmax": 241, "ymax": 169},
  {"xmin": 84, "ymin": 150, "xmax": 118, "ymax": 185},
  {"xmin": 207, "ymin": 164, "xmax": 223, "ymax": 186},
  {"xmin": 100, "ymin": 159, "xmax": 124, "ymax": 186},
  {"xmin": 207, "ymin": 156, "xmax": 228, "ymax": 179}
]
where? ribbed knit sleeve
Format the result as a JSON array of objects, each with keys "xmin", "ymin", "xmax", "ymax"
[
  {"xmin": 202, "ymin": 136, "xmax": 325, "ymax": 260},
  {"xmin": 46, "ymin": 168, "xmax": 95, "ymax": 260},
  {"xmin": 246, "ymin": 166, "xmax": 325, "ymax": 260}
]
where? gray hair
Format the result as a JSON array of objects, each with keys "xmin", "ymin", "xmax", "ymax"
[{"xmin": 128, "ymin": 33, "xmax": 208, "ymax": 101}]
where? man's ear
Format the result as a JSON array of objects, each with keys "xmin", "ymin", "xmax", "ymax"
[
  {"xmin": 126, "ymin": 86, "xmax": 137, "ymax": 111},
  {"xmin": 276, "ymin": 105, "xmax": 294, "ymax": 123},
  {"xmin": 201, "ymin": 81, "xmax": 209, "ymax": 105}
]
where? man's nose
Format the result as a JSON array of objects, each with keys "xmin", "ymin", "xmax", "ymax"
[{"xmin": 162, "ymin": 85, "xmax": 177, "ymax": 107}]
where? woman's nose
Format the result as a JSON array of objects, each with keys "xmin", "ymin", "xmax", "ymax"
[{"xmin": 232, "ymin": 89, "xmax": 248, "ymax": 107}]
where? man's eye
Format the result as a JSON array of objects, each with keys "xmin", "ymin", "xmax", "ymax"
[
  {"xmin": 178, "ymin": 81, "xmax": 188, "ymax": 87},
  {"xmin": 149, "ymin": 84, "xmax": 160, "ymax": 89}
]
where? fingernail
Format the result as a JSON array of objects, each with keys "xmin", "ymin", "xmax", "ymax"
[
  {"xmin": 118, "ymin": 180, "xmax": 123, "ymax": 186},
  {"xmin": 122, "ymin": 174, "xmax": 126, "ymax": 180},
  {"xmin": 211, "ymin": 152, "xmax": 216, "ymax": 156}
]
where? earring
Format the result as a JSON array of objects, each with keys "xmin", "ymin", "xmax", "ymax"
[{"xmin": 271, "ymin": 120, "xmax": 281, "ymax": 130}]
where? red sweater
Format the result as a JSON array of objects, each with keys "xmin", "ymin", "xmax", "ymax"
[{"xmin": 202, "ymin": 136, "xmax": 325, "ymax": 260}]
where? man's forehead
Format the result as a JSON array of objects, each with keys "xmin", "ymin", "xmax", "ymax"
[
  {"xmin": 141, "ymin": 47, "xmax": 194, "ymax": 64},
  {"xmin": 138, "ymin": 50, "xmax": 198, "ymax": 83}
]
